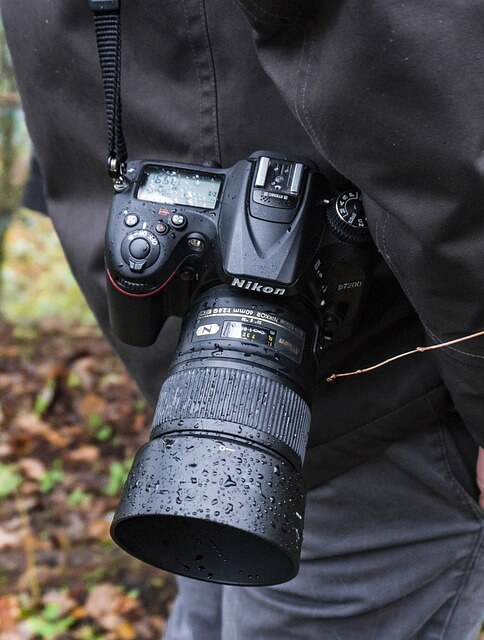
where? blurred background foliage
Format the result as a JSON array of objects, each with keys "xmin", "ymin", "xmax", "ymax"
[
  {"xmin": 3, "ymin": 210, "xmax": 96, "ymax": 330},
  {"xmin": 0, "ymin": 19, "xmax": 175, "ymax": 640},
  {"xmin": 0, "ymin": 20, "xmax": 95, "ymax": 329},
  {"xmin": 0, "ymin": 17, "xmax": 27, "ymax": 271}
]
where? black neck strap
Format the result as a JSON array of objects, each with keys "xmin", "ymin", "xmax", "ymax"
[{"xmin": 90, "ymin": 0, "xmax": 127, "ymax": 183}]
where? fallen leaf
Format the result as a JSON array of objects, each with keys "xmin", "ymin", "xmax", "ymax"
[
  {"xmin": 114, "ymin": 620, "xmax": 136, "ymax": 640},
  {"xmin": 19, "ymin": 458, "xmax": 46, "ymax": 480},
  {"xmin": 71, "ymin": 606, "xmax": 87, "ymax": 619},
  {"xmin": 84, "ymin": 583, "xmax": 120, "ymax": 620},
  {"xmin": 42, "ymin": 589, "xmax": 76, "ymax": 616},
  {"xmin": 87, "ymin": 517, "xmax": 111, "ymax": 540},
  {"xmin": 0, "ymin": 596, "xmax": 19, "ymax": 631},
  {"xmin": 102, "ymin": 613, "xmax": 123, "ymax": 631},
  {"xmin": 68, "ymin": 357, "xmax": 98, "ymax": 390},
  {"xmin": 0, "ymin": 526, "xmax": 22, "ymax": 551},
  {"xmin": 0, "ymin": 443, "xmax": 14, "ymax": 458},
  {"xmin": 65, "ymin": 445, "xmax": 100, "ymax": 464},
  {"xmin": 78, "ymin": 394, "xmax": 106, "ymax": 419},
  {"xmin": 131, "ymin": 414, "xmax": 145, "ymax": 433},
  {"xmin": 19, "ymin": 480, "xmax": 41, "ymax": 498},
  {"xmin": 18, "ymin": 565, "xmax": 61, "ymax": 592},
  {"xmin": 14, "ymin": 413, "xmax": 70, "ymax": 448}
]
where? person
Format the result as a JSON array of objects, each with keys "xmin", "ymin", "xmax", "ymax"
[{"xmin": 2, "ymin": 1, "xmax": 483, "ymax": 637}]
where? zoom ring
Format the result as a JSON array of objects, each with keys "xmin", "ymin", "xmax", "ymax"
[{"xmin": 152, "ymin": 367, "xmax": 311, "ymax": 461}]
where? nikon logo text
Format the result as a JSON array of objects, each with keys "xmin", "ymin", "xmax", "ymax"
[{"xmin": 231, "ymin": 278, "xmax": 285, "ymax": 295}]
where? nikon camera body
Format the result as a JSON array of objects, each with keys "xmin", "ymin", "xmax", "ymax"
[{"xmin": 105, "ymin": 151, "xmax": 374, "ymax": 586}]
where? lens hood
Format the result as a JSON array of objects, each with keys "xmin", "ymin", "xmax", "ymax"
[{"xmin": 111, "ymin": 432, "xmax": 306, "ymax": 586}]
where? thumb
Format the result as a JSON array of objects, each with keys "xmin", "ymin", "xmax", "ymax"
[{"xmin": 477, "ymin": 447, "xmax": 484, "ymax": 510}]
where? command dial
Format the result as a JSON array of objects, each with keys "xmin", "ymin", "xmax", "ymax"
[
  {"xmin": 325, "ymin": 190, "xmax": 371, "ymax": 245},
  {"xmin": 121, "ymin": 229, "xmax": 160, "ymax": 272}
]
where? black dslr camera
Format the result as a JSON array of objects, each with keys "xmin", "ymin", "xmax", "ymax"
[{"xmin": 106, "ymin": 151, "xmax": 373, "ymax": 586}]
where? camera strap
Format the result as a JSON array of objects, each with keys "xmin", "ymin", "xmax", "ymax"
[{"xmin": 90, "ymin": 0, "xmax": 127, "ymax": 183}]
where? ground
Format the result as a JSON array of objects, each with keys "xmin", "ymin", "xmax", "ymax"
[{"xmin": 0, "ymin": 211, "xmax": 175, "ymax": 639}]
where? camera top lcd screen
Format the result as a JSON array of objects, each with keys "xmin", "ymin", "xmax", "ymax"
[{"xmin": 137, "ymin": 166, "xmax": 223, "ymax": 210}]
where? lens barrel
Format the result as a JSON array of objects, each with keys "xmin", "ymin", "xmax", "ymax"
[{"xmin": 111, "ymin": 286, "xmax": 318, "ymax": 586}]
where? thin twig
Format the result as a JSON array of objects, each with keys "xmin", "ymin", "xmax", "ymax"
[{"xmin": 326, "ymin": 329, "xmax": 484, "ymax": 383}]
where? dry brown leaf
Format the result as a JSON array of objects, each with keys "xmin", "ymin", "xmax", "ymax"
[
  {"xmin": 17, "ymin": 565, "xmax": 61, "ymax": 592},
  {"xmin": 0, "ymin": 596, "xmax": 19, "ymax": 631},
  {"xmin": 69, "ymin": 357, "xmax": 98, "ymax": 390},
  {"xmin": 87, "ymin": 517, "xmax": 111, "ymax": 540},
  {"xmin": 65, "ymin": 445, "xmax": 100, "ymax": 465},
  {"xmin": 113, "ymin": 621, "xmax": 137, "ymax": 640},
  {"xmin": 19, "ymin": 481, "xmax": 41, "ymax": 498},
  {"xmin": 0, "ymin": 443, "xmax": 14, "ymax": 458},
  {"xmin": 102, "ymin": 614, "xmax": 123, "ymax": 631},
  {"xmin": 0, "ymin": 368, "xmax": 20, "ymax": 388},
  {"xmin": 14, "ymin": 413, "xmax": 70, "ymax": 448},
  {"xmin": 0, "ymin": 526, "xmax": 22, "ymax": 551},
  {"xmin": 71, "ymin": 606, "xmax": 87, "ymax": 620},
  {"xmin": 78, "ymin": 394, "xmax": 106, "ymax": 419},
  {"xmin": 116, "ymin": 594, "xmax": 139, "ymax": 617},
  {"xmin": 36, "ymin": 362, "xmax": 65, "ymax": 381},
  {"xmin": 84, "ymin": 583, "xmax": 121, "ymax": 621},
  {"xmin": 131, "ymin": 414, "xmax": 145, "ymax": 433},
  {"xmin": 19, "ymin": 458, "xmax": 46, "ymax": 480},
  {"xmin": 42, "ymin": 589, "xmax": 76, "ymax": 616}
]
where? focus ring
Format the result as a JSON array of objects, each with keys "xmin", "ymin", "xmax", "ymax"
[{"xmin": 152, "ymin": 366, "xmax": 311, "ymax": 462}]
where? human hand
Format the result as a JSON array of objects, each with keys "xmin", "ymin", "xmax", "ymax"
[{"xmin": 477, "ymin": 447, "xmax": 484, "ymax": 510}]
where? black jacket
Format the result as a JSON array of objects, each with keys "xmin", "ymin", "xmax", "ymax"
[{"xmin": 2, "ymin": 0, "xmax": 483, "ymax": 487}]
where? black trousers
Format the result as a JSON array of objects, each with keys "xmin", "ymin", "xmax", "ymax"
[{"xmin": 166, "ymin": 425, "xmax": 484, "ymax": 639}]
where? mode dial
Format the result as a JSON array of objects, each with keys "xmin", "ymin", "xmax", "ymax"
[{"xmin": 325, "ymin": 190, "xmax": 371, "ymax": 245}]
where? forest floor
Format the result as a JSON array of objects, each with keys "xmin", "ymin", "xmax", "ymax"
[{"xmin": 0, "ymin": 211, "xmax": 176, "ymax": 639}]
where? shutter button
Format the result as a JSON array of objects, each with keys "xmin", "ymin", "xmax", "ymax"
[{"xmin": 129, "ymin": 237, "xmax": 151, "ymax": 259}]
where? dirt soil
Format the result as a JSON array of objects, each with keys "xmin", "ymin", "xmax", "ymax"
[{"xmin": 0, "ymin": 319, "xmax": 176, "ymax": 639}]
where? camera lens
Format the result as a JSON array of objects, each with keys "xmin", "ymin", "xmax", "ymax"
[{"xmin": 111, "ymin": 285, "xmax": 319, "ymax": 586}]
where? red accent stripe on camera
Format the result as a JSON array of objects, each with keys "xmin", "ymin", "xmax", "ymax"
[{"xmin": 106, "ymin": 269, "xmax": 177, "ymax": 298}]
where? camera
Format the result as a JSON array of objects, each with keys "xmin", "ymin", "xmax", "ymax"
[{"xmin": 105, "ymin": 150, "xmax": 374, "ymax": 586}]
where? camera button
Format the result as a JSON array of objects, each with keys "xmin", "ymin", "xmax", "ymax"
[
  {"xmin": 129, "ymin": 237, "xmax": 151, "ymax": 259},
  {"xmin": 155, "ymin": 221, "xmax": 169, "ymax": 235},
  {"xmin": 124, "ymin": 214, "xmax": 139, "ymax": 227},
  {"xmin": 171, "ymin": 213, "xmax": 187, "ymax": 229}
]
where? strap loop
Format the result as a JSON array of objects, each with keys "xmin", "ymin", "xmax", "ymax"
[{"xmin": 91, "ymin": 0, "xmax": 127, "ymax": 181}]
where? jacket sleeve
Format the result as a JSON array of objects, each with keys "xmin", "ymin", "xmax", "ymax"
[{"xmin": 235, "ymin": 0, "xmax": 484, "ymax": 445}]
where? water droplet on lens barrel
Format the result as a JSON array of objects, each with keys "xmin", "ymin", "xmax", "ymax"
[{"xmin": 224, "ymin": 475, "xmax": 237, "ymax": 488}]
